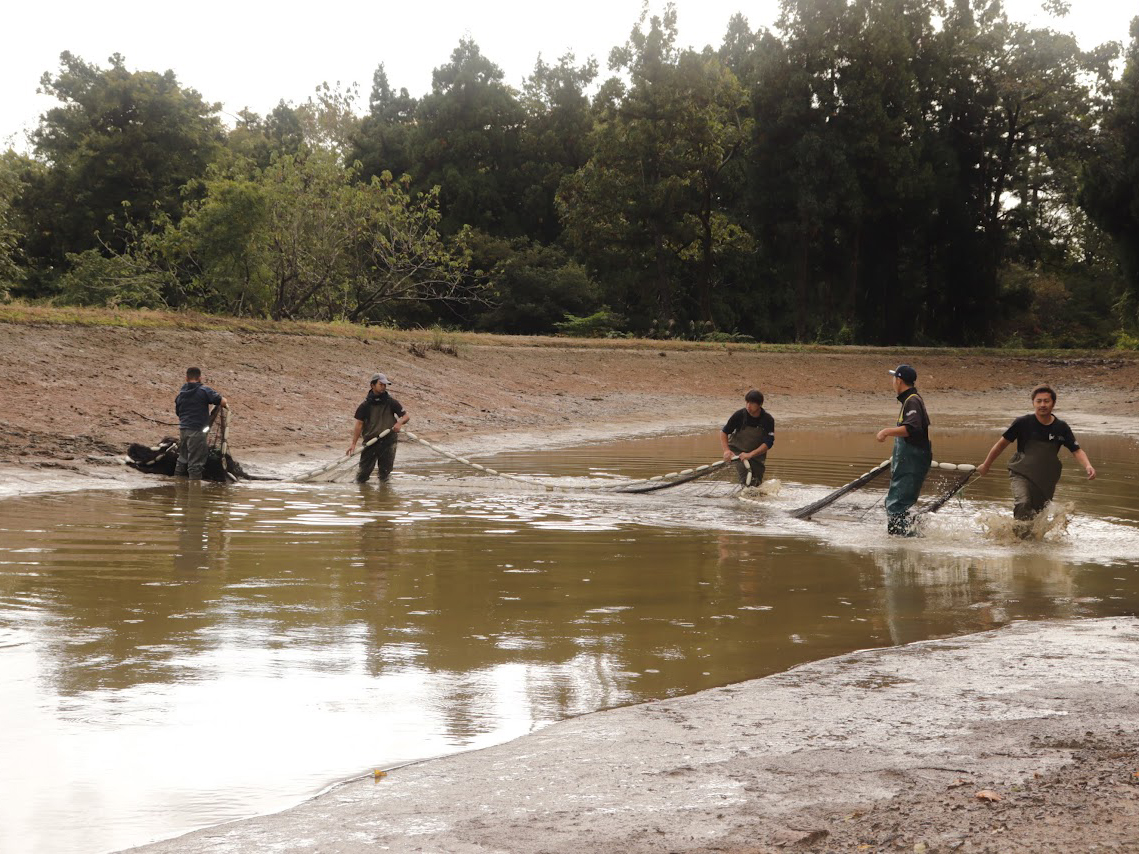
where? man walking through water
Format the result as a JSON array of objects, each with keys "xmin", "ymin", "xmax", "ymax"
[
  {"xmin": 720, "ymin": 389, "xmax": 775, "ymax": 486},
  {"xmin": 875, "ymin": 365, "xmax": 932, "ymax": 536},
  {"xmin": 976, "ymin": 385, "xmax": 1096, "ymax": 534},
  {"xmin": 174, "ymin": 367, "xmax": 227, "ymax": 479},
  {"xmin": 347, "ymin": 373, "xmax": 409, "ymax": 483}
]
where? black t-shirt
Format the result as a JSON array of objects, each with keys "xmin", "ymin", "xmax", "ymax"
[
  {"xmin": 896, "ymin": 389, "xmax": 931, "ymax": 450},
  {"xmin": 721, "ymin": 408, "xmax": 775, "ymax": 448},
  {"xmin": 1002, "ymin": 414, "xmax": 1079, "ymax": 453},
  {"xmin": 354, "ymin": 392, "xmax": 406, "ymax": 422}
]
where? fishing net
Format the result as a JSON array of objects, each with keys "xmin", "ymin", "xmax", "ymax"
[
  {"xmin": 790, "ymin": 460, "xmax": 977, "ymax": 521},
  {"xmin": 126, "ymin": 408, "xmax": 268, "ymax": 482},
  {"xmin": 611, "ymin": 458, "xmax": 743, "ymax": 494}
]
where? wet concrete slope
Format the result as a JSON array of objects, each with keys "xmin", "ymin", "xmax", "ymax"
[{"xmin": 128, "ymin": 617, "xmax": 1139, "ymax": 853}]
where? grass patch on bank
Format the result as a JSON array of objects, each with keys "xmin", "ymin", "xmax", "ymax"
[{"xmin": 2, "ymin": 302, "xmax": 1137, "ymax": 362}]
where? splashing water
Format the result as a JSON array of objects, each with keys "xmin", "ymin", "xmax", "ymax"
[
  {"xmin": 739, "ymin": 479, "xmax": 783, "ymax": 500},
  {"xmin": 977, "ymin": 501, "xmax": 1074, "ymax": 544}
]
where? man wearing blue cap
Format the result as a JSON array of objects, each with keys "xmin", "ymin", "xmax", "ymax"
[
  {"xmin": 875, "ymin": 364, "xmax": 931, "ymax": 535},
  {"xmin": 347, "ymin": 372, "xmax": 409, "ymax": 483}
]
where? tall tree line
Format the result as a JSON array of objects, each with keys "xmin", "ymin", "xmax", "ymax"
[{"xmin": 1, "ymin": 1, "xmax": 1137, "ymax": 346}]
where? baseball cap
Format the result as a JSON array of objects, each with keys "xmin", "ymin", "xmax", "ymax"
[
  {"xmin": 889, "ymin": 364, "xmax": 917, "ymax": 384},
  {"xmin": 370, "ymin": 373, "xmax": 391, "ymax": 386}
]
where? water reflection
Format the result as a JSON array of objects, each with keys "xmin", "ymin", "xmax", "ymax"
[{"xmin": 0, "ymin": 429, "xmax": 1136, "ymax": 854}]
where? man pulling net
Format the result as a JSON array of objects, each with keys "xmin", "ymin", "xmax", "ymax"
[
  {"xmin": 875, "ymin": 364, "xmax": 932, "ymax": 536},
  {"xmin": 975, "ymin": 385, "xmax": 1096, "ymax": 537},
  {"xmin": 720, "ymin": 389, "xmax": 775, "ymax": 487}
]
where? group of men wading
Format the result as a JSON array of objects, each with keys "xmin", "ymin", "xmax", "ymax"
[
  {"xmin": 721, "ymin": 364, "xmax": 1096, "ymax": 536},
  {"xmin": 178, "ymin": 363, "xmax": 1096, "ymax": 534}
]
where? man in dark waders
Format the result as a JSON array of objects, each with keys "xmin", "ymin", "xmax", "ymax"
[
  {"xmin": 347, "ymin": 373, "xmax": 409, "ymax": 483},
  {"xmin": 174, "ymin": 367, "xmax": 227, "ymax": 479},
  {"xmin": 976, "ymin": 385, "xmax": 1096, "ymax": 532},
  {"xmin": 720, "ymin": 389, "xmax": 775, "ymax": 486},
  {"xmin": 875, "ymin": 365, "xmax": 931, "ymax": 536}
]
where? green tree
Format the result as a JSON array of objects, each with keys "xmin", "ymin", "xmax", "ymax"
[
  {"xmin": 741, "ymin": 0, "xmax": 1109, "ymax": 344},
  {"xmin": 350, "ymin": 64, "xmax": 418, "ymax": 184},
  {"xmin": 516, "ymin": 53, "xmax": 598, "ymax": 244},
  {"xmin": 1081, "ymin": 16, "xmax": 1139, "ymax": 330},
  {"xmin": 168, "ymin": 153, "xmax": 471, "ymax": 321},
  {"xmin": 463, "ymin": 230, "xmax": 603, "ymax": 334},
  {"xmin": 0, "ymin": 152, "xmax": 26, "ymax": 297},
  {"xmin": 924, "ymin": 0, "xmax": 1114, "ymax": 343},
  {"xmin": 27, "ymin": 52, "xmax": 224, "ymax": 265},
  {"xmin": 558, "ymin": 4, "xmax": 753, "ymax": 331},
  {"xmin": 412, "ymin": 38, "xmax": 526, "ymax": 235},
  {"xmin": 224, "ymin": 102, "xmax": 308, "ymax": 170}
]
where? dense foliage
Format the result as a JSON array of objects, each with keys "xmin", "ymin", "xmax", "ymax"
[{"xmin": 3, "ymin": 1, "xmax": 1138, "ymax": 347}]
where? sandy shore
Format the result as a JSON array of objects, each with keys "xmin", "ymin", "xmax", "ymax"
[{"xmin": 125, "ymin": 618, "xmax": 1139, "ymax": 853}]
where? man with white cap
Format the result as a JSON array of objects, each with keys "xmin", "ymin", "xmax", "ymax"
[
  {"xmin": 875, "ymin": 364, "xmax": 932, "ymax": 535},
  {"xmin": 347, "ymin": 372, "xmax": 409, "ymax": 483}
]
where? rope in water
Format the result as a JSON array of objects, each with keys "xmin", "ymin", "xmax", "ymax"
[
  {"xmin": 293, "ymin": 429, "xmax": 742, "ymax": 492},
  {"xmin": 403, "ymin": 431, "xmax": 738, "ymax": 493}
]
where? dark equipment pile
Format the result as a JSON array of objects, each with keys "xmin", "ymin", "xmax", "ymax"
[{"xmin": 126, "ymin": 437, "xmax": 255, "ymax": 482}]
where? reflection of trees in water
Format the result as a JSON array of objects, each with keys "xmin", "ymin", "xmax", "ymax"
[
  {"xmin": 25, "ymin": 481, "xmax": 1123, "ymax": 740},
  {"xmin": 3, "ymin": 485, "xmax": 237, "ymax": 695},
  {"xmin": 871, "ymin": 548, "xmax": 1083, "ymax": 646}
]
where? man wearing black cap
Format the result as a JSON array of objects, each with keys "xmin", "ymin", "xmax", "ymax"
[
  {"xmin": 975, "ymin": 385, "xmax": 1096, "ymax": 530},
  {"xmin": 875, "ymin": 365, "xmax": 931, "ymax": 535},
  {"xmin": 720, "ymin": 389, "xmax": 775, "ymax": 486},
  {"xmin": 347, "ymin": 373, "xmax": 409, "ymax": 483}
]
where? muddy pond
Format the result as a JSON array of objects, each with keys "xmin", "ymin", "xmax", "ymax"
[{"xmin": 1, "ymin": 426, "xmax": 1137, "ymax": 854}]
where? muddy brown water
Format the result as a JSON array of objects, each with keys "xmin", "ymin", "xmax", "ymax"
[{"xmin": 1, "ymin": 427, "xmax": 1137, "ymax": 854}]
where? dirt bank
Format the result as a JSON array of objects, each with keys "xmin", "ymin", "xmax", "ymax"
[
  {"xmin": 2, "ymin": 321, "xmax": 1138, "ymax": 491},
  {"xmin": 127, "ymin": 618, "xmax": 1139, "ymax": 854}
]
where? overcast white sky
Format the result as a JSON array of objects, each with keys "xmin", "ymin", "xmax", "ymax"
[{"xmin": 2, "ymin": 1, "xmax": 1134, "ymax": 149}]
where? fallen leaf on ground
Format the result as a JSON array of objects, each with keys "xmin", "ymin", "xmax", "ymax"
[{"xmin": 975, "ymin": 790, "xmax": 1002, "ymax": 802}]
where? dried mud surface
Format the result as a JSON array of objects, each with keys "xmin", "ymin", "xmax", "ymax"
[
  {"xmin": 128, "ymin": 619, "xmax": 1139, "ymax": 854},
  {"xmin": 2, "ymin": 323, "xmax": 1138, "ymax": 484}
]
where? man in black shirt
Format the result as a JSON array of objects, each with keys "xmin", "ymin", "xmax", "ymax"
[
  {"xmin": 174, "ymin": 367, "xmax": 227, "ymax": 479},
  {"xmin": 347, "ymin": 373, "xmax": 409, "ymax": 483},
  {"xmin": 720, "ymin": 389, "xmax": 775, "ymax": 486},
  {"xmin": 977, "ymin": 385, "xmax": 1096, "ymax": 524},
  {"xmin": 875, "ymin": 364, "xmax": 932, "ymax": 536}
]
